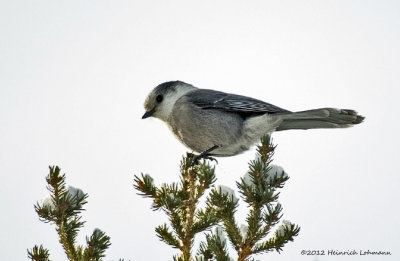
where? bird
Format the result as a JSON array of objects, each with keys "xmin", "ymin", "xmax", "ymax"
[{"xmin": 142, "ymin": 81, "xmax": 364, "ymax": 157}]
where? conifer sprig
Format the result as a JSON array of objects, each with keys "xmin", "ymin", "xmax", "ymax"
[
  {"xmin": 134, "ymin": 157, "xmax": 219, "ymax": 261},
  {"xmin": 27, "ymin": 245, "xmax": 50, "ymax": 261},
  {"xmin": 28, "ymin": 166, "xmax": 112, "ymax": 261},
  {"xmin": 136, "ymin": 135, "xmax": 300, "ymax": 260},
  {"xmin": 204, "ymin": 135, "xmax": 300, "ymax": 261}
]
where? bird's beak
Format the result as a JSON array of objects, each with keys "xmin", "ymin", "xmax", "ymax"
[{"xmin": 142, "ymin": 108, "xmax": 155, "ymax": 119}]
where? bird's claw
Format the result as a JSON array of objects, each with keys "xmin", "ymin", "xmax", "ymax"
[
  {"xmin": 187, "ymin": 145, "xmax": 219, "ymax": 166},
  {"xmin": 194, "ymin": 154, "xmax": 218, "ymax": 164}
]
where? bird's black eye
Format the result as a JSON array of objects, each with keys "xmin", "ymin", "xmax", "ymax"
[{"xmin": 156, "ymin": 94, "xmax": 163, "ymax": 103}]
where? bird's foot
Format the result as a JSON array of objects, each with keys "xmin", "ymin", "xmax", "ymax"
[{"xmin": 188, "ymin": 145, "xmax": 219, "ymax": 166}]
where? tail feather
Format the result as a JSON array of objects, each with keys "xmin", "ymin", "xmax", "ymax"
[{"xmin": 276, "ymin": 108, "xmax": 365, "ymax": 131}]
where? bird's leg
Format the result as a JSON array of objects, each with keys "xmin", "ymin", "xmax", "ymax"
[
  {"xmin": 188, "ymin": 145, "xmax": 219, "ymax": 165},
  {"xmin": 196, "ymin": 145, "xmax": 219, "ymax": 162}
]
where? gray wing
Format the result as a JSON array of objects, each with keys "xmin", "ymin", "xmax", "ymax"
[{"xmin": 186, "ymin": 89, "xmax": 291, "ymax": 116}]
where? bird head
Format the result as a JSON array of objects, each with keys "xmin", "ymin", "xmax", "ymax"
[{"xmin": 142, "ymin": 81, "xmax": 196, "ymax": 122}]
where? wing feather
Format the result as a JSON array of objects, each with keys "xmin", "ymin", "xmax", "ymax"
[{"xmin": 186, "ymin": 89, "xmax": 290, "ymax": 116}]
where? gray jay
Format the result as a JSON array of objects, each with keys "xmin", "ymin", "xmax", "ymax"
[{"xmin": 142, "ymin": 81, "xmax": 364, "ymax": 157}]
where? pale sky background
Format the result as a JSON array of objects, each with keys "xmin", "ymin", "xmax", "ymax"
[{"xmin": 1, "ymin": 1, "xmax": 399, "ymax": 260}]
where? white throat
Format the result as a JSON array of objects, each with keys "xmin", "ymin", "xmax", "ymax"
[{"xmin": 156, "ymin": 85, "xmax": 196, "ymax": 122}]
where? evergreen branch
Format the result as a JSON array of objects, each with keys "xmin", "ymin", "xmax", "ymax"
[
  {"xmin": 237, "ymin": 178, "xmax": 277, "ymax": 208},
  {"xmin": 169, "ymin": 208, "xmax": 185, "ymax": 239},
  {"xmin": 257, "ymin": 135, "xmax": 275, "ymax": 164},
  {"xmin": 193, "ymin": 207, "xmax": 219, "ymax": 234},
  {"xmin": 35, "ymin": 201, "xmax": 56, "ymax": 223},
  {"xmin": 163, "ymin": 207, "xmax": 184, "ymax": 240},
  {"xmin": 197, "ymin": 240, "xmax": 213, "ymax": 261},
  {"xmin": 46, "ymin": 166, "xmax": 67, "ymax": 205},
  {"xmin": 74, "ymin": 246, "xmax": 85, "ymax": 261},
  {"xmin": 173, "ymin": 255, "xmax": 186, "ymax": 261},
  {"xmin": 156, "ymin": 183, "xmax": 182, "ymax": 211},
  {"xmin": 209, "ymin": 189, "xmax": 242, "ymax": 250},
  {"xmin": 265, "ymin": 169, "xmax": 289, "ymax": 189},
  {"xmin": 136, "ymin": 155, "xmax": 218, "ymax": 261},
  {"xmin": 196, "ymin": 163, "xmax": 216, "ymax": 195},
  {"xmin": 31, "ymin": 166, "xmax": 113, "ymax": 261},
  {"xmin": 245, "ymin": 207, "xmax": 262, "ymax": 243},
  {"xmin": 65, "ymin": 187, "xmax": 88, "ymax": 216},
  {"xmin": 239, "ymin": 200, "xmax": 278, "ymax": 260},
  {"xmin": 238, "ymin": 155, "xmax": 274, "ymax": 205},
  {"xmin": 57, "ymin": 219, "xmax": 81, "ymax": 260},
  {"xmin": 252, "ymin": 222, "xmax": 300, "ymax": 254},
  {"xmin": 83, "ymin": 229, "xmax": 112, "ymax": 260},
  {"xmin": 204, "ymin": 230, "xmax": 231, "ymax": 261},
  {"xmin": 42, "ymin": 167, "xmax": 86, "ymax": 260},
  {"xmin": 181, "ymin": 165, "xmax": 197, "ymax": 260},
  {"xmin": 263, "ymin": 203, "xmax": 282, "ymax": 226},
  {"xmin": 245, "ymin": 204, "xmax": 283, "ymax": 246},
  {"xmin": 136, "ymin": 134, "xmax": 299, "ymax": 260},
  {"xmin": 222, "ymin": 135, "xmax": 300, "ymax": 260},
  {"xmin": 133, "ymin": 174, "xmax": 157, "ymax": 199},
  {"xmin": 156, "ymin": 224, "xmax": 181, "ymax": 249},
  {"xmin": 27, "ymin": 245, "xmax": 51, "ymax": 261},
  {"xmin": 223, "ymin": 217, "xmax": 242, "ymax": 252}
]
